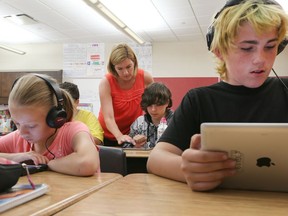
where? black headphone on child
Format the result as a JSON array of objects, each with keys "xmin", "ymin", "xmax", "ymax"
[
  {"xmin": 206, "ymin": 0, "xmax": 288, "ymax": 54},
  {"xmin": 12, "ymin": 74, "xmax": 67, "ymax": 128}
]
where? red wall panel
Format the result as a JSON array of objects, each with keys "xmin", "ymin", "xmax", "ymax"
[{"xmin": 154, "ymin": 77, "xmax": 219, "ymax": 110}]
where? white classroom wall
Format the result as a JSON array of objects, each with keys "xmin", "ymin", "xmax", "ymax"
[
  {"xmin": 0, "ymin": 39, "xmax": 287, "ymax": 115},
  {"xmin": 0, "ymin": 39, "xmax": 287, "ymax": 76}
]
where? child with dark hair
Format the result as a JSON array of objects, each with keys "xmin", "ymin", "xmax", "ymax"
[
  {"xmin": 129, "ymin": 82, "xmax": 173, "ymax": 148},
  {"xmin": 59, "ymin": 81, "xmax": 104, "ymax": 145}
]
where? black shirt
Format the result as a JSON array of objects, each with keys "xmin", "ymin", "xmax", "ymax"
[{"xmin": 159, "ymin": 77, "xmax": 288, "ymax": 151}]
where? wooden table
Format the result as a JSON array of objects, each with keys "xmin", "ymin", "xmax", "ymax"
[
  {"xmin": 123, "ymin": 148, "xmax": 151, "ymax": 158},
  {"xmin": 123, "ymin": 149, "xmax": 151, "ymax": 174},
  {"xmin": 56, "ymin": 173, "xmax": 288, "ymax": 216},
  {"xmin": 2, "ymin": 171, "xmax": 122, "ymax": 216}
]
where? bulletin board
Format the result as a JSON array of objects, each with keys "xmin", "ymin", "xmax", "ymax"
[
  {"xmin": 129, "ymin": 42, "xmax": 152, "ymax": 73},
  {"xmin": 63, "ymin": 43, "xmax": 105, "ymax": 78},
  {"xmin": 71, "ymin": 78, "xmax": 101, "ymax": 116}
]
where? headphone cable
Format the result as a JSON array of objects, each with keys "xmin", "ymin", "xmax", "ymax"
[
  {"xmin": 272, "ymin": 68, "xmax": 288, "ymax": 91},
  {"xmin": 45, "ymin": 128, "xmax": 58, "ymax": 159}
]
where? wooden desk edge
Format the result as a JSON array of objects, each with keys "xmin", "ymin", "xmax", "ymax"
[
  {"xmin": 30, "ymin": 174, "xmax": 122, "ymax": 216},
  {"xmin": 124, "ymin": 149, "xmax": 151, "ymax": 158}
]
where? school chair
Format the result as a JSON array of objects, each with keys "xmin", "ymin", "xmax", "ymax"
[{"xmin": 98, "ymin": 146, "xmax": 127, "ymax": 176}]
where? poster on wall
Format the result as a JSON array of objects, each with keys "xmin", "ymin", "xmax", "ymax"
[
  {"xmin": 129, "ymin": 42, "xmax": 152, "ymax": 73},
  {"xmin": 71, "ymin": 78, "xmax": 101, "ymax": 116},
  {"xmin": 63, "ymin": 43, "xmax": 105, "ymax": 78}
]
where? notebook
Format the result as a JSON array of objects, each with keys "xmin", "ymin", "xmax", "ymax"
[
  {"xmin": 200, "ymin": 122, "xmax": 288, "ymax": 192},
  {"xmin": 0, "ymin": 183, "xmax": 49, "ymax": 213}
]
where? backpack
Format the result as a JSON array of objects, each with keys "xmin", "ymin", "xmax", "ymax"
[{"xmin": 0, "ymin": 163, "xmax": 23, "ymax": 192}]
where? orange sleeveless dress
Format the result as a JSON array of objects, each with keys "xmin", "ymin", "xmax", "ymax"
[{"xmin": 98, "ymin": 69, "xmax": 145, "ymax": 140}]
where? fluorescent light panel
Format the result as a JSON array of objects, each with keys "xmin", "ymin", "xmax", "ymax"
[
  {"xmin": 100, "ymin": 0, "xmax": 165, "ymax": 31},
  {"xmin": 123, "ymin": 27, "xmax": 144, "ymax": 44},
  {"xmin": 0, "ymin": 44, "xmax": 26, "ymax": 55},
  {"xmin": 0, "ymin": 14, "xmax": 45, "ymax": 44},
  {"xmin": 83, "ymin": 0, "xmax": 144, "ymax": 44},
  {"xmin": 97, "ymin": 3, "xmax": 125, "ymax": 28}
]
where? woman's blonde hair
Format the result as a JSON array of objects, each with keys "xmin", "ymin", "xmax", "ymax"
[
  {"xmin": 210, "ymin": 0, "xmax": 288, "ymax": 80},
  {"xmin": 107, "ymin": 43, "xmax": 138, "ymax": 77},
  {"xmin": 8, "ymin": 73, "xmax": 74, "ymax": 122}
]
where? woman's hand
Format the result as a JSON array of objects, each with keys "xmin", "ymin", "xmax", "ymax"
[
  {"xmin": 117, "ymin": 134, "xmax": 135, "ymax": 146},
  {"xmin": 181, "ymin": 134, "xmax": 236, "ymax": 191}
]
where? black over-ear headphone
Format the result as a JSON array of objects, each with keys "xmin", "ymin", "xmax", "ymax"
[
  {"xmin": 206, "ymin": 0, "xmax": 288, "ymax": 54},
  {"xmin": 11, "ymin": 74, "xmax": 67, "ymax": 128},
  {"xmin": 39, "ymin": 75, "xmax": 67, "ymax": 128}
]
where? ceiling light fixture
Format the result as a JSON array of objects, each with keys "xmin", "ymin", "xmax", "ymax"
[
  {"xmin": 0, "ymin": 44, "xmax": 26, "ymax": 55},
  {"xmin": 82, "ymin": 0, "xmax": 145, "ymax": 44},
  {"xmin": 4, "ymin": 14, "xmax": 38, "ymax": 25}
]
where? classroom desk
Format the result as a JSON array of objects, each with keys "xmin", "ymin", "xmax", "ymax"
[
  {"xmin": 56, "ymin": 173, "xmax": 288, "ymax": 216},
  {"xmin": 123, "ymin": 149, "xmax": 151, "ymax": 174},
  {"xmin": 2, "ymin": 171, "xmax": 122, "ymax": 216},
  {"xmin": 123, "ymin": 148, "xmax": 151, "ymax": 158}
]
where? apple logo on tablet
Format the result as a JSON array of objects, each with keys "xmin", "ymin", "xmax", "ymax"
[{"xmin": 256, "ymin": 157, "xmax": 275, "ymax": 167}]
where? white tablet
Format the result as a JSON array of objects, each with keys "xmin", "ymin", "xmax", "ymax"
[{"xmin": 201, "ymin": 122, "xmax": 288, "ymax": 192}]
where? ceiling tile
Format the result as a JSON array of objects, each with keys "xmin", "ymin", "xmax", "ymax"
[{"xmin": 0, "ymin": 0, "xmax": 230, "ymax": 44}]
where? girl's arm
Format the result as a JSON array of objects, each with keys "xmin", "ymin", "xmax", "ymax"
[
  {"xmin": 0, "ymin": 134, "xmax": 49, "ymax": 164},
  {"xmin": 0, "ymin": 152, "xmax": 49, "ymax": 164},
  {"xmin": 47, "ymin": 131, "xmax": 100, "ymax": 176}
]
